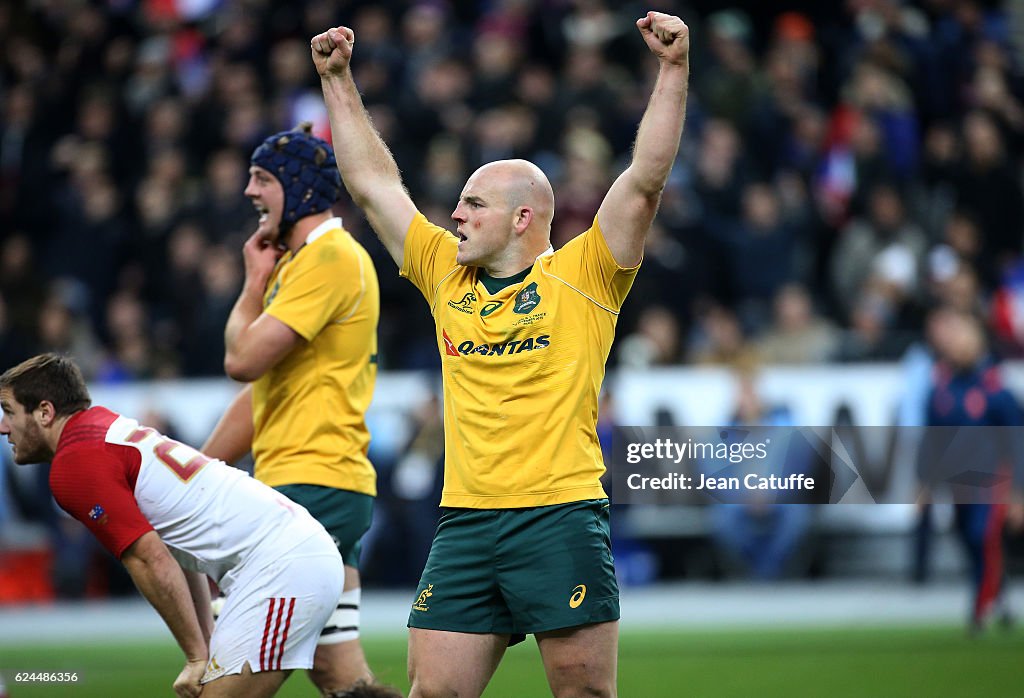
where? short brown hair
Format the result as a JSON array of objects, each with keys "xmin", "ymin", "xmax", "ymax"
[{"xmin": 0, "ymin": 353, "xmax": 91, "ymax": 416}]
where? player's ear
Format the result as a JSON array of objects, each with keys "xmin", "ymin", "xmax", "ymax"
[
  {"xmin": 514, "ymin": 206, "xmax": 533, "ymax": 234},
  {"xmin": 34, "ymin": 400, "xmax": 57, "ymax": 427}
]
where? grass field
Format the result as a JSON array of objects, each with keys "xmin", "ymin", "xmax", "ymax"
[{"xmin": 2, "ymin": 625, "xmax": 1022, "ymax": 697}]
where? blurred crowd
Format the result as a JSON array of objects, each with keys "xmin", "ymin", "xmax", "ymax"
[{"xmin": 2, "ymin": 0, "xmax": 1024, "ymax": 378}]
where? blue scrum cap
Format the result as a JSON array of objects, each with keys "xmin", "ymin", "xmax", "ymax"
[{"xmin": 250, "ymin": 122, "xmax": 341, "ymax": 232}]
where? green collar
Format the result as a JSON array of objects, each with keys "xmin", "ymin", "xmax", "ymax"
[{"xmin": 478, "ymin": 266, "xmax": 532, "ymax": 295}]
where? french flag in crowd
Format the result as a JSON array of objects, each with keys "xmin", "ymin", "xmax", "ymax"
[
  {"xmin": 991, "ymin": 261, "xmax": 1024, "ymax": 353},
  {"xmin": 289, "ymin": 93, "xmax": 333, "ymax": 144}
]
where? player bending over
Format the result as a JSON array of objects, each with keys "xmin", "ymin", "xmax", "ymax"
[{"xmin": 0, "ymin": 353, "xmax": 344, "ymax": 698}]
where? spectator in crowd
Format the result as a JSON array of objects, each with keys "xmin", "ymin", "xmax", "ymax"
[
  {"xmin": 698, "ymin": 10, "xmax": 759, "ymax": 129},
  {"xmin": 688, "ymin": 304, "xmax": 758, "ymax": 367},
  {"xmin": 0, "ymin": 294, "xmax": 35, "ymax": 372},
  {"xmin": 703, "ymin": 366, "xmax": 814, "ymax": 580},
  {"xmin": 756, "ymin": 283, "xmax": 840, "ymax": 364},
  {"xmin": 955, "ymin": 110, "xmax": 1024, "ymax": 283},
  {"xmin": 833, "ymin": 290, "xmax": 916, "ymax": 362},
  {"xmin": 35, "ymin": 283, "xmax": 103, "ymax": 380},
  {"xmin": 617, "ymin": 306, "xmax": 683, "ymax": 368},
  {"xmin": 0, "ymin": 235, "xmax": 47, "ymax": 340},
  {"xmin": 727, "ymin": 181, "xmax": 799, "ymax": 329},
  {"xmin": 195, "ymin": 149, "xmax": 255, "ymax": 247},
  {"xmin": 830, "ymin": 181, "xmax": 926, "ymax": 322},
  {"xmin": 914, "ymin": 121, "xmax": 961, "ymax": 240}
]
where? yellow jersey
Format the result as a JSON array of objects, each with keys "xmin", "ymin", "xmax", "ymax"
[
  {"xmin": 401, "ymin": 212, "xmax": 638, "ymax": 508},
  {"xmin": 252, "ymin": 217, "xmax": 379, "ymax": 495}
]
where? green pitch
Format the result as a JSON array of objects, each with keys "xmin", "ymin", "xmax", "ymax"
[{"xmin": 2, "ymin": 626, "xmax": 1021, "ymax": 697}]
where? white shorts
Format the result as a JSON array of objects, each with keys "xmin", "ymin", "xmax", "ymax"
[{"xmin": 201, "ymin": 532, "xmax": 344, "ymax": 683}]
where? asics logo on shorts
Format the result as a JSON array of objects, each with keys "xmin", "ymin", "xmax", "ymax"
[{"xmin": 569, "ymin": 584, "xmax": 586, "ymax": 609}]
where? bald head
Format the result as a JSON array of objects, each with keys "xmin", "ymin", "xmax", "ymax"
[
  {"xmin": 452, "ymin": 159, "xmax": 556, "ymax": 274},
  {"xmin": 475, "ymin": 159, "xmax": 554, "ymax": 229}
]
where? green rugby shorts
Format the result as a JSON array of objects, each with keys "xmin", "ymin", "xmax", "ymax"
[
  {"xmin": 274, "ymin": 484, "xmax": 374, "ymax": 570},
  {"xmin": 408, "ymin": 498, "xmax": 619, "ymax": 644}
]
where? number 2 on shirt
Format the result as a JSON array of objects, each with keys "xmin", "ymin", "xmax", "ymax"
[{"xmin": 126, "ymin": 426, "xmax": 211, "ymax": 483}]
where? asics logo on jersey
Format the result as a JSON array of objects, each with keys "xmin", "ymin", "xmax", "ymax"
[
  {"xmin": 447, "ymin": 291, "xmax": 478, "ymax": 314},
  {"xmin": 480, "ymin": 300, "xmax": 503, "ymax": 317},
  {"xmin": 452, "ymin": 334, "xmax": 551, "ymax": 357},
  {"xmin": 569, "ymin": 584, "xmax": 587, "ymax": 608},
  {"xmin": 413, "ymin": 583, "xmax": 434, "ymax": 612}
]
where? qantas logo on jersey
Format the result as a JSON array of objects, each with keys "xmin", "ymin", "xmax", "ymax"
[
  {"xmin": 444, "ymin": 332, "xmax": 551, "ymax": 357},
  {"xmin": 442, "ymin": 330, "xmax": 460, "ymax": 356}
]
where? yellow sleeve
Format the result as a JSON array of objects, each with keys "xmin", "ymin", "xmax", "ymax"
[
  {"xmin": 265, "ymin": 241, "xmax": 360, "ymax": 341},
  {"xmin": 548, "ymin": 216, "xmax": 640, "ymax": 311},
  {"xmin": 399, "ymin": 212, "xmax": 459, "ymax": 305}
]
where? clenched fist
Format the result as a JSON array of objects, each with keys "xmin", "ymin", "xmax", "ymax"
[
  {"xmin": 637, "ymin": 12, "xmax": 690, "ymax": 67},
  {"xmin": 311, "ymin": 26, "xmax": 355, "ymax": 77}
]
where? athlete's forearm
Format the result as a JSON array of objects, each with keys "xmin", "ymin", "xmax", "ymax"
[
  {"xmin": 320, "ymin": 69, "xmax": 418, "ymax": 268},
  {"xmin": 183, "ymin": 569, "xmax": 214, "ymax": 645},
  {"xmin": 628, "ymin": 61, "xmax": 689, "ymax": 197},
  {"xmin": 122, "ymin": 532, "xmax": 208, "ymax": 663},
  {"xmin": 202, "ymin": 384, "xmax": 254, "ymax": 465},
  {"xmin": 320, "ymin": 71, "xmax": 403, "ymax": 211},
  {"xmin": 595, "ymin": 58, "xmax": 689, "ymax": 265},
  {"xmin": 223, "ymin": 288, "xmax": 263, "ymax": 380}
]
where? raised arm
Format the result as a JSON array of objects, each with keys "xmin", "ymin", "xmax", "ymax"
[
  {"xmin": 312, "ymin": 26, "xmax": 418, "ymax": 268},
  {"xmin": 597, "ymin": 12, "xmax": 690, "ymax": 267}
]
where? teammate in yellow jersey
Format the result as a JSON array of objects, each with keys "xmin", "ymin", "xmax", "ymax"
[
  {"xmin": 313, "ymin": 10, "xmax": 690, "ymax": 698},
  {"xmin": 202, "ymin": 122, "xmax": 383, "ymax": 697}
]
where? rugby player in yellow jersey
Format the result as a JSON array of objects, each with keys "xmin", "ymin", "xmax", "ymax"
[
  {"xmin": 202, "ymin": 123, "xmax": 382, "ymax": 697},
  {"xmin": 314, "ymin": 10, "xmax": 690, "ymax": 698}
]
